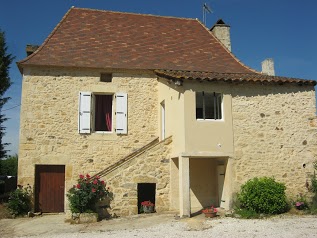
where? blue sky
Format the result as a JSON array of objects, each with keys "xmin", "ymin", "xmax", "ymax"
[{"xmin": 0, "ymin": 0, "xmax": 316, "ymax": 155}]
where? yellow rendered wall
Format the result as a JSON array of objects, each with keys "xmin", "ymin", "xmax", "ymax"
[
  {"xmin": 183, "ymin": 81, "xmax": 234, "ymax": 155},
  {"xmin": 189, "ymin": 158, "xmax": 218, "ymax": 212}
]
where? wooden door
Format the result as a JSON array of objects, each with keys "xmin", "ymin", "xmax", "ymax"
[{"xmin": 35, "ymin": 165, "xmax": 65, "ymax": 213}]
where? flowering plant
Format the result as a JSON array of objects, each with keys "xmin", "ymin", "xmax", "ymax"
[
  {"xmin": 67, "ymin": 174, "xmax": 110, "ymax": 213},
  {"xmin": 202, "ymin": 205, "xmax": 218, "ymax": 214},
  {"xmin": 141, "ymin": 200, "xmax": 155, "ymax": 207},
  {"xmin": 293, "ymin": 193, "xmax": 309, "ymax": 210}
]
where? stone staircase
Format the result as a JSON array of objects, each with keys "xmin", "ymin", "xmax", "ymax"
[
  {"xmin": 91, "ymin": 137, "xmax": 160, "ymax": 179},
  {"xmin": 91, "ymin": 136, "xmax": 173, "ymax": 216}
]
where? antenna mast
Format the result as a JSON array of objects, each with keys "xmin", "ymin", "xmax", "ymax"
[{"xmin": 203, "ymin": 3, "xmax": 212, "ymax": 26}]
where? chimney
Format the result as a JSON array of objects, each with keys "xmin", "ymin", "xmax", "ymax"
[
  {"xmin": 26, "ymin": 44, "xmax": 40, "ymax": 56},
  {"xmin": 210, "ymin": 19, "xmax": 231, "ymax": 52},
  {"xmin": 261, "ymin": 58, "xmax": 275, "ymax": 76}
]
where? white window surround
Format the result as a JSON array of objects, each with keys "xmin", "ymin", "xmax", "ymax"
[{"xmin": 78, "ymin": 92, "xmax": 128, "ymax": 134}]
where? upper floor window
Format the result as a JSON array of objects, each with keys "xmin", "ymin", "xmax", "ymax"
[
  {"xmin": 196, "ymin": 92, "xmax": 222, "ymax": 120},
  {"xmin": 94, "ymin": 95, "xmax": 113, "ymax": 132},
  {"xmin": 79, "ymin": 92, "xmax": 127, "ymax": 134}
]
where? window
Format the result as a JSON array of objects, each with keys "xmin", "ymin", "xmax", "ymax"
[
  {"xmin": 196, "ymin": 92, "xmax": 222, "ymax": 120},
  {"xmin": 78, "ymin": 92, "xmax": 127, "ymax": 134},
  {"xmin": 100, "ymin": 73, "xmax": 112, "ymax": 82},
  {"xmin": 94, "ymin": 95, "xmax": 113, "ymax": 132}
]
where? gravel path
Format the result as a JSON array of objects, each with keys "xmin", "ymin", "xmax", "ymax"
[{"xmin": 1, "ymin": 213, "xmax": 317, "ymax": 238}]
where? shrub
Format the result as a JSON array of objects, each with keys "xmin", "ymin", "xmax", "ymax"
[
  {"xmin": 67, "ymin": 174, "xmax": 111, "ymax": 213},
  {"xmin": 8, "ymin": 184, "xmax": 32, "ymax": 216},
  {"xmin": 234, "ymin": 208, "xmax": 260, "ymax": 219},
  {"xmin": 310, "ymin": 161, "xmax": 317, "ymax": 210},
  {"xmin": 238, "ymin": 177, "xmax": 288, "ymax": 214}
]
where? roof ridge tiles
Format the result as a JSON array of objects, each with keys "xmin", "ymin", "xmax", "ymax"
[{"xmin": 71, "ymin": 7, "xmax": 198, "ymax": 21}]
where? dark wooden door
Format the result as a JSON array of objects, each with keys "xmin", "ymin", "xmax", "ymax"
[{"xmin": 35, "ymin": 165, "xmax": 65, "ymax": 212}]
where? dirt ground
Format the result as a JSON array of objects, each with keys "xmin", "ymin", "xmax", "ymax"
[
  {"xmin": 0, "ymin": 203, "xmax": 11, "ymax": 219},
  {"xmin": 0, "ymin": 212, "xmax": 317, "ymax": 238},
  {"xmin": 0, "ymin": 212, "xmax": 179, "ymax": 237}
]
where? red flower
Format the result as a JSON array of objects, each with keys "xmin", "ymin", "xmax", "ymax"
[
  {"xmin": 92, "ymin": 188, "xmax": 96, "ymax": 193},
  {"xmin": 141, "ymin": 201, "xmax": 154, "ymax": 207},
  {"xmin": 76, "ymin": 184, "xmax": 81, "ymax": 189},
  {"xmin": 101, "ymin": 181, "xmax": 105, "ymax": 185},
  {"xmin": 93, "ymin": 179, "xmax": 98, "ymax": 185},
  {"xmin": 86, "ymin": 174, "xmax": 91, "ymax": 178},
  {"xmin": 96, "ymin": 176, "xmax": 100, "ymax": 179},
  {"xmin": 79, "ymin": 174, "xmax": 84, "ymax": 179}
]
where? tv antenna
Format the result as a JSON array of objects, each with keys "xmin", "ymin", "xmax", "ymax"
[{"xmin": 202, "ymin": 3, "xmax": 212, "ymax": 26}]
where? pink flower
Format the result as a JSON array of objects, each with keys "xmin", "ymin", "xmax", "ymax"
[
  {"xmin": 79, "ymin": 174, "xmax": 84, "ymax": 179},
  {"xmin": 101, "ymin": 181, "xmax": 105, "ymax": 185},
  {"xmin": 76, "ymin": 184, "xmax": 81, "ymax": 189},
  {"xmin": 92, "ymin": 188, "xmax": 96, "ymax": 193},
  {"xmin": 86, "ymin": 174, "xmax": 91, "ymax": 178},
  {"xmin": 93, "ymin": 179, "xmax": 98, "ymax": 185},
  {"xmin": 96, "ymin": 176, "xmax": 100, "ymax": 179}
]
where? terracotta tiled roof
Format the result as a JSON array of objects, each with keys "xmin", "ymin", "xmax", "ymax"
[
  {"xmin": 18, "ymin": 7, "xmax": 255, "ymax": 74},
  {"xmin": 155, "ymin": 70, "xmax": 317, "ymax": 86}
]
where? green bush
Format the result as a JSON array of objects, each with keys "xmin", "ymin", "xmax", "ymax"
[
  {"xmin": 8, "ymin": 185, "xmax": 32, "ymax": 216},
  {"xmin": 67, "ymin": 174, "xmax": 111, "ymax": 213},
  {"xmin": 238, "ymin": 177, "xmax": 289, "ymax": 214},
  {"xmin": 234, "ymin": 208, "xmax": 260, "ymax": 219}
]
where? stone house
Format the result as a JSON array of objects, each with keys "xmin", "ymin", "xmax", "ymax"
[{"xmin": 17, "ymin": 7, "xmax": 317, "ymax": 217}]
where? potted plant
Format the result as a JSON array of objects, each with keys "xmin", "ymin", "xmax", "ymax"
[
  {"xmin": 67, "ymin": 174, "xmax": 111, "ymax": 223},
  {"xmin": 202, "ymin": 205, "xmax": 218, "ymax": 218},
  {"xmin": 140, "ymin": 200, "xmax": 155, "ymax": 213}
]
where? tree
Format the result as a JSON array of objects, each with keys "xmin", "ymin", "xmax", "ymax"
[
  {"xmin": 0, "ymin": 29, "xmax": 14, "ymax": 159},
  {"xmin": 0, "ymin": 154, "xmax": 18, "ymax": 176}
]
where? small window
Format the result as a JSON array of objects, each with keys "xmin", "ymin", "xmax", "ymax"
[
  {"xmin": 100, "ymin": 73, "xmax": 112, "ymax": 82},
  {"xmin": 196, "ymin": 92, "xmax": 222, "ymax": 120},
  {"xmin": 94, "ymin": 95, "xmax": 113, "ymax": 131}
]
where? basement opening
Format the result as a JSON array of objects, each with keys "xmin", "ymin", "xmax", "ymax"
[{"xmin": 137, "ymin": 183, "xmax": 156, "ymax": 214}]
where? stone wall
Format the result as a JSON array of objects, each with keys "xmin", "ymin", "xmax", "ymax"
[
  {"xmin": 18, "ymin": 67, "xmax": 159, "ymax": 208},
  {"xmin": 104, "ymin": 137, "xmax": 173, "ymax": 217},
  {"xmin": 231, "ymin": 83, "xmax": 317, "ymax": 199}
]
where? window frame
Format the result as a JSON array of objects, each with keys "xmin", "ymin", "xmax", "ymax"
[
  {"xmin": 196, "ymin": 91, "xmax": 223, "ymax": 121},
  {"xmin": 92, "ymin": 93, "xmax": 114, "ymax": 133}
]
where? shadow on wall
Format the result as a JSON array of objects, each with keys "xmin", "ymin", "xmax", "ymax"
[{"xmin": 190, "ymin": 158, "xmax": 223, "ymax": 212}]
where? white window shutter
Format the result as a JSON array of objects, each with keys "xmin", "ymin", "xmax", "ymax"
[
  {"xmin": 116, "ymin": 93, "xmax": 128, "ymax": 134},
  {"xmin": 79, "ymin": 92, "xmax": 91, "ymax": 134}
]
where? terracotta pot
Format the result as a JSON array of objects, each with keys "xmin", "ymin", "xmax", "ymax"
[
  {"xmin": 142, "ymin": 205, "xmax": 154, "ymax": 213},
  {"xmin": 203, "ymin": 211, "xmax": 217, "ymax": 218}
]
